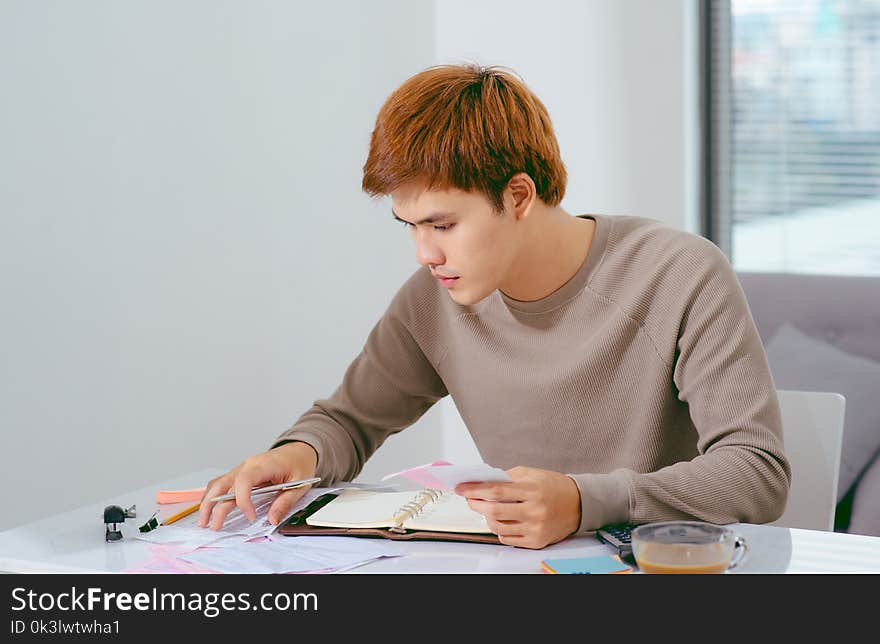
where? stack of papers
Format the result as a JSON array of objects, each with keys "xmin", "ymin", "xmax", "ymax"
[
  {"xmin": 177, "ymin": 536, "xmax": 403, "ymax": 574},
  {"xmin": 131, "ymin": 484, "xmax": 404, "ymax": 573},
  {"xmin": 131, "ymin": 470, "xmax": 506, "ymax": 574},
  {"xmin": 136, "ymin": 485, "xmax": 375, "ymax": 549}
]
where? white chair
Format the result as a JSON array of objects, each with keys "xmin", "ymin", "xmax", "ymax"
[{"xmin": 769, "ymin": 389, "xmax": 846, "ymax": 532}]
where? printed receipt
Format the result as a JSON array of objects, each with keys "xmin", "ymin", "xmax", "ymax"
[{"xmin": 381, "ymin": 461, "xmax": 512, "ymax": 491}]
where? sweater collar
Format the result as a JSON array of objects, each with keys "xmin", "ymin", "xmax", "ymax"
[{"xmin": 498, "ymin": 214, "xmax": 610, "ymax": 314}]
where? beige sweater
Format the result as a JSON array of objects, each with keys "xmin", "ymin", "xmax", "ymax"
[{"xmin": 275, "ymin": 214, "xmax": 791, "ymax": 532}]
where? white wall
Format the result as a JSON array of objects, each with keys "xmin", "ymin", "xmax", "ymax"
[
  {"xmin": 0, "ymin": 1, "xmax": 698, "ymax": 530},
  {"xmin": 433, "ymin": 0, "xmax": 700, "ymax": 459},
  {"xmin": 0, "ymin": 0, "xmax": 440, "ymax": 531},
  {"xmin": 434, "ymin": 0, "xmax": 698, "ymax": 229}
]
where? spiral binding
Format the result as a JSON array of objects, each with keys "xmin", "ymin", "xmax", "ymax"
[{"xmin": 389, "ymin": 489, "xmax": 444, "ymax": 534}]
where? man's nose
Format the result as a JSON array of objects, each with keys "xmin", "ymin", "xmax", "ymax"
[{"xmin": 415, "ymin": 231, "xmax": 444, "ymax": 267}]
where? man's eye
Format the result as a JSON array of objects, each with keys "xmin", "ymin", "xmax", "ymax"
[{"xmin": 397, "ymin": 221, "xmax": 454, "ymax": 231}]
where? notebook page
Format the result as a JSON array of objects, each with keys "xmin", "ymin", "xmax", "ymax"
[
  {"xmin": 305, "ymin": 489, "xmax": 418, "ymax": 528},
  {"xmin": 404, "ymin": 492, "xmax": 493, "ymax": 534}
]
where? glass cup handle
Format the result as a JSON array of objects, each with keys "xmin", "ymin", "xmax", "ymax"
[{"xmin": 728, "ymin": 536, "xmax": 748, "ymax": 570}]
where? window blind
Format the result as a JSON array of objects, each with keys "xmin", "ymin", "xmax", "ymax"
[{"xmin": 705, "ymin": 0, "xmax": 880, "ymax": 275}]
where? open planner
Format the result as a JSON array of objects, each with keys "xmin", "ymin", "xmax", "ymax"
[{"xmin": 277, "ymin": 488, "xmax": 501, "ymax": 544}]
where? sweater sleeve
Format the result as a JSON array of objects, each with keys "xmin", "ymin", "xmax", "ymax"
[
  {"xmin": 272, "ymin": 289, "xmax": 449, "ymax": 484},
  {"xmin": 573, "ymin": 239, "xmax": 792, "ymax": 529}
]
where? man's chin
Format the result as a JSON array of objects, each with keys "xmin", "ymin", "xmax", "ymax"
[{"xmin": 447, "ymin": 287, "xmax": 491, "ymax": 306}]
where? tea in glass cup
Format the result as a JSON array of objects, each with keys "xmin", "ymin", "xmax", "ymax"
[{"xmin": 631, "ymin": 521, "xmax": 748, "ymax": 574}]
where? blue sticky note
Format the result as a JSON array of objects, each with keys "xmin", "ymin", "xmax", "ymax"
[{"xmin": 541, "ymin": 554, "xmax": 631, "ymax": 574}]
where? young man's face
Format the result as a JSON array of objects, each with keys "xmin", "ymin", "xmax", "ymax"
[{"xmin": 390, "ymin": 183, "xmax": 523, "ymax": 306}]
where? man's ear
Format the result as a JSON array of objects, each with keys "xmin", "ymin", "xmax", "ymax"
[{"xmin": 505, "ymin": 172, "xmax": 537, "ymax": 221}]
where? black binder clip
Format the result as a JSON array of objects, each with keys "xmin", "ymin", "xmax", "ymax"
[
  {"xmin": 103, "ymin": 504, "xmax": 137, "ymax": 542},
  {"xmin": 138, "ymin": 511, "xmax": 159, "ymax": 534}
]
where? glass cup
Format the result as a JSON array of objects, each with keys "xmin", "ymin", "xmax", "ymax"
[{"xmin": 631, "ymin": 521, "xmax": 748, "ymax": 574}]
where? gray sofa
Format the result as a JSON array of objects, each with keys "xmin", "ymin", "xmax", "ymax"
[{"xmin": 738, "ymin": 272, "xmax": 880, "ymax": 536}]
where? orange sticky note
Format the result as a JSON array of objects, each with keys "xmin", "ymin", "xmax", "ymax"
[{"xmin": 155, "ymin": 487, "xmax": 206, "ymax": 504}]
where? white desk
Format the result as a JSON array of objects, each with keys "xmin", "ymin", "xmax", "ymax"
[{"xmin": 2, "ymin": 469, "xmax": 879, "ymax": 574}]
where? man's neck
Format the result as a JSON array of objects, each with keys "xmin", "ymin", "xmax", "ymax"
[{"xmin": 500, "ymin": 207, "xmax": 595, "ymax": 302}]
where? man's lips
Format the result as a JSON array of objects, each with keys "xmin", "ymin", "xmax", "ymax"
[{"xmin": 435, "ymin": 274, "xmax": 460, "ymax": 288}]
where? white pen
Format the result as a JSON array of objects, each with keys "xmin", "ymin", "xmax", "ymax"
[{"xmin": 209, "ymin": 477, "xmax": 321, "ymax": 503}]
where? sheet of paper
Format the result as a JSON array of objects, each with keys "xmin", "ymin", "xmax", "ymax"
[
  {"xmin": 382, "ymin": 461, "xmax": 512, "ymax": 490},
  {"xmin": 177, "ymin": 536, "xmax": 404, "ymax": 574},
  {"xmin": 135, "ymin": 496, "xmax": 276, "ymax": 550},
  {"xmin": 122, "ymin": 544, "xmax": 224, "ymax": 574},
  {"xmin": 136, "ymin": 483, "xmax": 398, "ymax": 550},
  {"xmin": 381, "ymin": 460, "xmax": 453, "ymax": 488},
  {"xmin": 136, "ymin": 490, "xmax": 318, "ymax": 549}
]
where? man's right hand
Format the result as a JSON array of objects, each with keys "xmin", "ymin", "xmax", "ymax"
[{"xmin": 197, "ymin": 441, "xmax": 319, "ymax": 530}]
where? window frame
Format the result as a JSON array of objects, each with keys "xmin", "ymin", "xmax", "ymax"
[{"xmin": 701, "ymin": 0, "xmax": 733, "ymax": 258}]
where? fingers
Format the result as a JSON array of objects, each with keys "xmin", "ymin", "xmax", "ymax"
[
  {"xmin": 486, "ymin": 517, "xmax": 522, "ymax": 536},
  {"xmin": 207, "ymin": 499, "xmax": 239, "ymax": 531},
  {"xmin": 195, "ymin": 462, "xmax": 270, "ymax": 529},
  {"xmin": 196, "ymin": 448, "xmax": 318, "ymax": 530},
  {"xmin": 466, "ymin": 497, "xmax": 526, "ymax": 523},
  {"xmin": 455, "ymin": 481, "xmax": 526, "ymax": 503},
  {"xmin": 454, "ymin": 466, "xmax": 537, "ymax": 501},
  {"xmin": 197, "ymin": 474, "xmax": 234, "ymax": 528},
  {"xmin": 496, "ymin": 534, "xmax": 543, "ymax": 549},
  {"xmin": 233, "ymin": 473, "xmax": 259, "ymax": 522},
  {"xmin": 457, "ymin": 481, "xmax": 529, "ymax": 541},
  {"xmin": 481, "ymin": 516, "xmax": 535, "ymax": 548},
  {"xmin": 209, "ymin": 466, "xmax": 268, "ymax": 529},
  {"xmin": 199, "ymin": 477, "xmax": 244, "ymax": 531},
  {"xmin": 481, "ymin": 514, "xmax": 555, "ymax": 550},
  {"xmin": 457, "ymin": 467, "xmax": 577, "ymax": 549},
  {"xmin": 267, "ymin": 488, "xmax": 309, "ymax": 526}
]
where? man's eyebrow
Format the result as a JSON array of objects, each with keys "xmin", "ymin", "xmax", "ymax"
[{"xmin": 391, "ymin": 209, "xmax": 455, "ymax": 225}]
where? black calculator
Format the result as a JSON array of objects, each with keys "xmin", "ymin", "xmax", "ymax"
[{"xmin": 596, "ymin": 523, "xmax": 635, "ymax": 563}]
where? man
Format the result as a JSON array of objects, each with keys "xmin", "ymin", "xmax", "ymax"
[{"xmin": 198, "ymin": 64, "xmax": 790, "ymax": 549}]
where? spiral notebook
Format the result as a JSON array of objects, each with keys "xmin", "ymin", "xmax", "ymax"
[{"xmin": 277, "ymin": 488, "xmax": 501, "ymax": 544}]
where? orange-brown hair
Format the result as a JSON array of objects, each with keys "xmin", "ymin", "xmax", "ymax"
[{"xmin": 362, "ymin": 64, "xmax": 567, "ymax": 212}]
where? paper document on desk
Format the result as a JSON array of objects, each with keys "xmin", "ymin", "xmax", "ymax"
[
  {"xmin": 177, "ymin": 536, "xmax": 404, "ymax": 574},
  {"xmin": 135, "ymin": 489, "xmax": 320, "ymax": 549},
  {"xmin": 135, "ymin": 483, "xmax": 396, "ymax": 550},
  {"xmin": 135, "ymin": 497, "xmax": 271, "ymax": 549},
  {"xmin": 381, "ymin": 461, "xmax": 512, "ymax": 490},
  {"xmin": 123, "ymin": 544, "xmax": 224, "ymax": 574}
]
